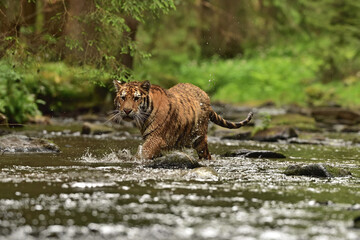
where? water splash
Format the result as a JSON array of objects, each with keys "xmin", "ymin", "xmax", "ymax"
[{"xmin": 77, "ymin": 148, "xmax": 134, "ymax": 163}]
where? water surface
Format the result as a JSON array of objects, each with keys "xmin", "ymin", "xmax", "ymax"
[{"xmin": 0, "ymin": 129, "xmax": 359, "ymax": 240}]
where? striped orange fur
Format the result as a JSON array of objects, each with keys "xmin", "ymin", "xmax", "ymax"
[{"xmin": 113, "ymin": 80, "xmax": 253, "ymax": 160}]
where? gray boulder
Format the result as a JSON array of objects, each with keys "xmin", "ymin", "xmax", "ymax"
[
  {"xmin": 146, "ymin": 152, "xmax": 202, "ymax": 169},
  {"xmin": 0, "ymin": 134, "xmax": 60, "ymax": 153}
]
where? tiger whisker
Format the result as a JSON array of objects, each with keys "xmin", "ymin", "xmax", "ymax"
[{"xmin": 106, "ymin": 111, "xmax": 122, "ymax": 124}]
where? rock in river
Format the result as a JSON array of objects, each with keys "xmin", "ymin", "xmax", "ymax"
[
  {"xmin": 221, "ymin": 131, "xmax": 252, "ymax": 141},
  {"xmin": 311, "ymin": 107, "xmax": 360, "ymax": 125},
  {"xmin": 146, "ymin": 152, "xmax": 202, "ymax": 169},
  {"xmin": 0, "ymin": 113, "xmax": 7, "ymax": 124},
  {"xmin": 81, "ymin": 122, "xmax": 115, "ymax": 135},
  {"xmin": 284, "ymin": 164, "xmax": 351, "ymax": 178},
  {"xmin": 252, "ymin": 126, "xmax": 298, "ymax": 142},
  {"xmin": 0, "ymin": 134, "xmax": 60, "ymax": 153},
  {"xmin": 221, "ymin": 127, "xmax": 299, "ymax": 142},
  {"xmin": 354, "ymin": 216, "xmax": 360, "ymax": 229},
  {"xmin": 223, "ymin": 149, "xmax": 286, "ymax": 159}
]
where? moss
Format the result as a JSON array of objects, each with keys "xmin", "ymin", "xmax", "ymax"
[{"xmin": 271, "ymin": 114, "xmax": 317, "ymax": 131}]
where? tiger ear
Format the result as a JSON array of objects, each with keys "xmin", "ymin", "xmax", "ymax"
[
  {"xmin": 113, "ymin": 80, "xmax": 124, "ymax": 92},
  {"xmin": 141, "ymin": 80, "xmax": 151, "ymax": 92}
]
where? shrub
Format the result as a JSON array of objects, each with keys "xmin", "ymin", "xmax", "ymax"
[
  {"xmin": 0, "ymin": 62, "xmax": 42, "ymax": 123},
  {"xmin": 22, "ymin": 62, "xmax": 111, "ymax": 113}
]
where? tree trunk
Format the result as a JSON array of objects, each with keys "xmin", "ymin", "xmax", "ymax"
[
  {"xmin": 120, "ymin": 17, "xmax": 139, "ymax": 70},
  {"xmin": 200, "ymin": 0, "xmax": 245, "ymax": 58},
  {"xmin": 63, "ymin": 0, "xmax": 96, "ymax": 63},
  {"xmin": 43, "ymin": 0, "xmax": 66, "ymax": 37},
  {"xmin": 21, "ymin": 0, "xmax": 36, "ymax": 28},
  {"xmin": 0, "ymin": 0, "xmax": 34, "ymax": 57}
]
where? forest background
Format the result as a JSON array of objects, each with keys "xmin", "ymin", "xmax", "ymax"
[{"xmin": 0, "ymin": 0, "xmax": 359, "ymax": 124}]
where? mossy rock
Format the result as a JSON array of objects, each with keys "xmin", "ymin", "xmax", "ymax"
[
  {"xmin": 284, "ymin": 164, "xmax": 351, "ymax": 178},
  {"xmin": 221, "ymin": 131, "xmax": 252, "ymax": 140},
  {"xmin": 146, "ymin": 152, "xmax": 202, "ymax": 169},
  {"xmin": 0, "ymin": 134, "xmax": 60, "ymax": 153},
  {"xmin": 81, "ymin": 122, "xmax": 115, "ymax": 135},
  {"xmin": 311, "ymin": 107, "xmax": 360, "ymax": 125},
  {"xmin": 271, "ymin": 113, "xmax": 317, "ymax": 131},
  {"xmin": 252, "ymin": 126, "xmax": 298, "ymax": 142}
]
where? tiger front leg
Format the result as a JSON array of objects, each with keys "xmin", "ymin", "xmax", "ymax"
[
  {"xmin": 193, "ymin": 135, "xmax": 211, "ymax": 160},
  {"xmin": 139, "ymin": 137, "xmax": 166, "ymax": 159}
]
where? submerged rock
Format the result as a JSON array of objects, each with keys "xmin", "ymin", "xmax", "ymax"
[
  {"xmin": 284, "ymin": 164, "xmax": 351, "ymax": 178},
  {"xmin": 146, "ymin": 152, "xmax": 202, "ymax": 169},
  {"xmin": 81, "ymin": 122, "xmax": 115, "ymax": 135},
  {"xmin": 0, "ymin": 134, "xmax": 60, "ymax": 153},
  {"xmin": 0, "ymin": 129, "xmax": 10, "ymax": 136},
  {"xmin": 223, "ymin": 149, "xmax": 286, "ymax": 159},
  {"xmin": 252, "ymin": 126, "xmax": 298, "ymax": 142},
  {"xmin": 184, "ymin": 167, "xmax": 220, "ymax": 180},
  {"xmin": 353, "ymin": 216, "xmax": 360, "ymax": 229}
]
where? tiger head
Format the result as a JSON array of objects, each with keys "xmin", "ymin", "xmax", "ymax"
[{"xmin": 113, "ymin": 80, "xmax": 151, "ymax": 124}]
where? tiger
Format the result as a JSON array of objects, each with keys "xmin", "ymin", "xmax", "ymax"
[{"xmin": 112, "ymin": 80, "xmax": 253, "ymax": 160}]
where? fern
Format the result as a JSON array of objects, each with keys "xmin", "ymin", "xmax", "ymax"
[{"xmin": 0, "ymin": 62, "xmax": 42, "ymax": 123}]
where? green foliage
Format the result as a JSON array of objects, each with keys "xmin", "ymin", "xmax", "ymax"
[
  {"xmin": 22, "ymin": 63, "xmax": 111, "ymax": 112},
  {"xmin": 308, "ymin": 80, "xmax": 360, "ymax": 107},
  {"xmin": 135, "ymin": 0, "xmax": 360, "ymax": 106},
  {"xmin": 252, "ymin": 113, "xmax": 272, "ymax": 136},
  {"xmin": 0, "ymin": 62, "xmax": 42, "ymax": 123},
  {"xmin": 1, "ymin": 0, "xmax": 176, "ymax": 81},
  {"xmin": 85, "ymin": 0, "xmax": 176, "ymax": 77},
  {"xmin": 137, "ymin": 0, "xmax": 200, "ymax": 64},
  {"xmin": 94, "ymin": 0, "xmax": 176, "ymax": 21},
  {"xmin": 135, "ymin": 40, "xmax": 321, "ymax": 105},
  {"xmin": 1, "ymin": 0, "xmax": 360, "ymax": 113},
  {"xmin": 253, "ymin": 0, "xmax": 360, "ymax": 82},
  {"xmin": 134, "ymin": 38, "xmax": 360, "ymax": 107}
]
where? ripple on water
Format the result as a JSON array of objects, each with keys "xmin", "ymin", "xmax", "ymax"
[{"xmin": 1, "ymin": 135, "xmax": 360, "ymax": 240}]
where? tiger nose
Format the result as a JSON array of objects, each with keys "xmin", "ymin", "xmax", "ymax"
[{"xmin": 124, "ymin": 109, "xmax": 132, "ymax": 115}]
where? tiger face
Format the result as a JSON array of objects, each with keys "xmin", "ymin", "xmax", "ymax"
[{"xmin": 113, "ymin": 80, "xmax": 151, "ymax": 125}]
